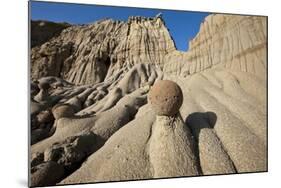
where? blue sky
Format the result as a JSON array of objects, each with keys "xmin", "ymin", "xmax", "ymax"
[{"xmin": 30, "ymin": 1, "xmax": 209, "ymax": 51}]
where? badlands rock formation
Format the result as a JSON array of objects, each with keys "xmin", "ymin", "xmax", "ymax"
[
  {"xmin": 30, "ymin": 14, "xmax": 267, "ymax": 186},
  {"xmin": 31, "ymin": 15, "xmax": 174, "ymax": 85}
]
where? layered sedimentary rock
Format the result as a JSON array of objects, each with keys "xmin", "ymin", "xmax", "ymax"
[
  {"xmin": 30, "ymin": 13, "xmax": 267, "ymax": 187},
  {"xmin": 163, "ymin": 14, "xmax": 267, "ymax": 80},
  {"xmin": 31, "ymin": 15, "xmax": 175, "ymax": 85}
]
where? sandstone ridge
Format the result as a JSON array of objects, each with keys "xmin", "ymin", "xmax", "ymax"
[{"xmin": 31, "ymin": 15, "xmax": 175, "ymax": 85}]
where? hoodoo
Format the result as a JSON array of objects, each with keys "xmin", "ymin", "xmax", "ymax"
[{"xmin": 148, "ymin": 80, "xmax": 200, "ymax": 177}]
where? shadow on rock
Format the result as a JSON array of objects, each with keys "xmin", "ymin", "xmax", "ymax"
[
  {"xmin": 184, "ymin": 111, "xmax": 217, "ymax": 173},
  {"xmin": 185, "ymin": 111, "xmax": 217, "ymax": 139}
]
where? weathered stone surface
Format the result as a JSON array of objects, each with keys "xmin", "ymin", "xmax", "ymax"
[
  {"xmin": 52, "ymin": 104, "xmax": 75, "ymax": 120},
  {"xmin": 59, "ymin": 106, "xmax": 156, "ymax": 184},
  {"xmin": 149, "ymin": 115, "xmax": 199, "ymax": 178},
  {"xmin": 31, "ymin": 161, "xmax": 65, "ymax": 187},
  {"xmin": 36, "ymin": 110, "xmax": 54, "ymax": 124},
  {"xmin": 30, "ymin": 13, "xmax": 267, "ymax": 185},
  {"xmin": 43, "ymin": 132, "xmax": 100, "ymax": 171},
  {"xmin": 31, "ymin": 15, "xmax": 175, "ymax": 85},
  {"xmin": 148, "ymin": 80, "xmax": 183, "ymax": 116},
  {"xmin": 163, "ymin": 14, "xmax": 267, "ymax": 80}
]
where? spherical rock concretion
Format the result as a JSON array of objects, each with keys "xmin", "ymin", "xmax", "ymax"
[
  {"xmin": 52, "ymin": 104, "xmax": 75, "ymax": 120},
  {"xmin": 148, "ymin": 80, "xmax": 183, "ymax": 116}
]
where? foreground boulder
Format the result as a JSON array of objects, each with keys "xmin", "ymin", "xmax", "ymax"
[{"xmin": 148, "ymin": 80, "xmax": 183, "ymax": 116}]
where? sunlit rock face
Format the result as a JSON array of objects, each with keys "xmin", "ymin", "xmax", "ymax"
[
  {"xmin": 31, "ymin": 16, "xmax": 176, "ymax": 85},
  {"xmin": 31, "ymin": 20, "xmax": 71, "ymax": 48},
  {"xmin": 163, "ymin": 14, "xmax": 267, "ymax": 80},
  {"xmin": 30, "ymin": 14, "xmax": 267, "ymax": 187}
]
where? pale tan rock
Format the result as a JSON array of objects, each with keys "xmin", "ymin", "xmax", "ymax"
[
  {"xmin": 59, "ymin": 107, "xmax": 156, "ymax": 184},
  {"xmin": 30, "ymin": 13, "xmax": 267, "ymax": 185},
  {"xmin": 149, "ymin": 115, "xmax": 199, "ymax": 178},
  {"xmin": 187, "ymin": 14, "xmax": 266, "ymax": 78},
  {"xmin": 163, "ymin": 14, "xmax": 267, "ymax": 80},
  {"xmin": 31, "ymin": 16, "xmax": 175, "ymax": 85}
]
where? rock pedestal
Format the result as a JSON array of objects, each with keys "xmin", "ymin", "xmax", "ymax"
[{"xmin": 148, "ymin": 80, "xmax": 199, "ymax": 177}]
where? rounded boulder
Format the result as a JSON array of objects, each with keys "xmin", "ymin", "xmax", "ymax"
[{"xmin": 148, "ymin": 80, "xmax": 183, "ymax": 116}]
